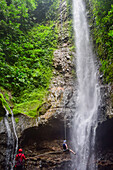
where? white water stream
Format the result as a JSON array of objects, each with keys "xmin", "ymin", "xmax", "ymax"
[
  {"xmin": 4, "ymin": 109, "xmax": 12, "ymax": 170},
  {"xmin": 72, "ymin": 0, "xmax": 100, "ymax": 169},
  {"xmin": 4, "ymin": 108, "xmax": 18, "ymax": 170}
]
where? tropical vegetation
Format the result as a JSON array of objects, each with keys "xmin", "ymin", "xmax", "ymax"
[
  {"xmin": 0, "ymin": 0, "xmax": 112, "ymax": 117},
  {"xmin": 0, "ymin": 0, "xmax": 59, "ymax": 117},
  {"xmin": 89, "ymin": 0, "xmax": 113, "ymax": 83}
]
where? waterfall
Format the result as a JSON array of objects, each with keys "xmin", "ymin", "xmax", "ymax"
[
  {"xmin": 4, "ymin": 110, "xmax": 13, "ymax": 170},
  {"xmin": 11, "ymin": 109, "xmax": 18, "ymax": 168},
  {"xmin": 4, "ymin": 108, "xmax": 18, "ymax": 170},
  {"xmin": 72, "ymin": 0, "xmax": 100, "ymax": 169}
]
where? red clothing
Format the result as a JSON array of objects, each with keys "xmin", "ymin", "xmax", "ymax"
[
  {"xmin": 15, "ymin": 153, "xmax": 26, "ymax": 167},
  {"xmin": 15, "ymin": 153, "xmax": 26, "ymax": 161}
]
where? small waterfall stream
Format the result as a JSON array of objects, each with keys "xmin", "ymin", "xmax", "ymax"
[
  {"xmin": 4, "ymin": 108, "xmax": 18, "ymax": 170},
  {"xmin": 4, "ymin": 109, "xmax": 12, "ymax": 170},
  {"xmin": 11, "ymin": 109, "xmax": 18, "ymax": 169},
  {"xmin": 72, "ymin": 0, "xmax": 100, "ymax": 169}
]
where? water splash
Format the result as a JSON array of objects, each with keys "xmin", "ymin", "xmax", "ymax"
[{"xmin": 72, "ymin": 0, "xmax": 100, "ymax": 169}]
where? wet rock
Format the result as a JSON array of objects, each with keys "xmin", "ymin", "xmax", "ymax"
[{"xmin": 0, "ymin": 99, "xmax": 6, "ymax": 117}]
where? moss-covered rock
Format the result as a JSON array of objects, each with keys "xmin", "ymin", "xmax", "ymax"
[
  {"xmin": 37, "ymin": 102, "xmax": 52, "ymax": 116},
  {"xmin": 0, "ymin": 93, "xmax": 11, "ymax": 116},
  {"xmin": 0, "ymin": 100, "xmax": 5, "ymax": 116}
]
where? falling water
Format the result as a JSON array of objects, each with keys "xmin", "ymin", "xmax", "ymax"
[
  {"xmin": 72, "ymin": 0, "xmax": 100, "ymax": 170},
  {"xmin": 11, "ymin": 109, "xmax": 18, "ymax": 168},
  {"xmin": 4, "ymin": 109, "xmax": 12, "ymax": 170},
  {"xmin": 4, "ymin": 108, "xmax": 18, "ymax": 170}
]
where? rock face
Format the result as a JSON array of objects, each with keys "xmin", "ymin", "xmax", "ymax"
[
  {"xmin": 0, "ymin": 101, "xmax": 6, "ymax": 117},
  {"xmin": 17, "ymin": 29, "xmax": 76, "ymax": 170},
  {"xmin": 96, "ymin": 117, "xmax": 113, "ymax": 170},
  {"xmin": 0, "ymin": 93, "xmax": 8, "ymax": 117},
  {"xmin": 0, "ymin": 1, "xmax": 76, "ymax": 169}
]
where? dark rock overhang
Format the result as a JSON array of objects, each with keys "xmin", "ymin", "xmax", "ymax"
[
  {"xmin": 19, "ymin": 116, "xmax": 70, "ymax": 147},
  {"xmin": 96, "ymin": 117, "xmax": 113, "ymax": 150}
]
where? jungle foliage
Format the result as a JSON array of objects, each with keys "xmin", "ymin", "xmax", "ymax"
[
  {"xmin": 33, "ymin": 0, "xmax": 59, "ymax": 23},
  {"xmin": 0, "ymin": 93, "xmax": 11, "ymax": 114},
  {"xmin": 1, "ymin": 0, "xmax": 112, "ymax": 117},
  {"xmin": 89, "ymin": 0, "xmax": 113, "ymax": 83},
  {"xmin": 0, "ymin": 0, "xmax": 58, "ymax": 117}
]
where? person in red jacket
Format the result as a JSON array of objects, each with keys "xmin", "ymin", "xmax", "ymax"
[{"xmin": 15, "ymin": 148, "xmax": 26, "ymax": 170}]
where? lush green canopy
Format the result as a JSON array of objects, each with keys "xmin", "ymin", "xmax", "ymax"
[
  {"xmin": 90, "ymin": 0, "xmax": 113, "ymax": 83},
  {"xmin": 0, "ymin": 0, "xmax": 58, "ymax": 95},
  {"xmin": 0, "ymin": 0, "xmax": 58, "ymax": 117},
  {"xmin": 0, "ymin": 0, "xmax": 112, "ymax": 117}
]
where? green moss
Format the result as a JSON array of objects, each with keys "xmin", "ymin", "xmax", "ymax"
[
  {"xmin": 4, "ymin": 92, "xmax": 10, "ymax": 102},
  {"xmin": 37, "ymin": 101, "xmax": 51, "ymax": 116},
  {"xmin": 0, "ymin": 87, "xmax": 14, "ymax": 107},
  {"xmin": 13, "ymin": 87, "xmax": 49, "ymax": 117},
  {"xmin": 0, "ymin": 117, "xmax": 3, "ymax": 121},
  {"xmin": 0, "ymin": 93, "xmax": 11, "ymax": 113},
  {"xmin": 15, "ymin": 118, "xmax": 19, "ymax": 123},
  {"xmin": 0, "ymin": 87, "xmax": 5, "ymax": 92},
  {"xmin": 70, "ymin": 45, "xmax": 76, "ymax": 52}
]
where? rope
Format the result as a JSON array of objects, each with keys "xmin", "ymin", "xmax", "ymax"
[
  {"xmin": 60, "ymin": 0, "xmax": 63, "ymax": 32},
  {"xmin": 60, "ymin": 0, "xmax": 67, "ymax": 141},
  {"xmin": 64, "ymin": 114, "xmax": 67, "ymax": 140}
]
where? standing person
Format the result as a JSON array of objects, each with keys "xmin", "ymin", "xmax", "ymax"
[{"xmin": 15, "ymin": 148, "xmax": 26, "ymax": 170}]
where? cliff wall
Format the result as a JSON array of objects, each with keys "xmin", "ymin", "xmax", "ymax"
[{"xmin": 0, "ymin": 1, "xmax": 76, "ymax": 169}]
